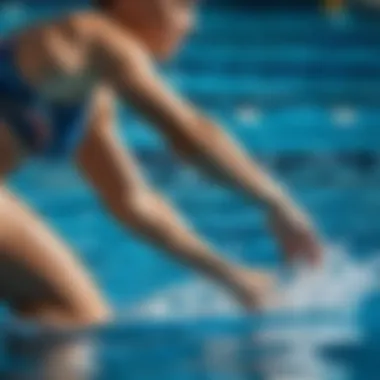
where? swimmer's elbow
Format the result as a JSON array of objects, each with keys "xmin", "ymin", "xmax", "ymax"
[
  {"xmin": 169, "ymin": 116, "xmax": 222, "ymax": 162},
  {"xmin": 103, "ymin": 188, "xmax": 161, "ymax": 229}
]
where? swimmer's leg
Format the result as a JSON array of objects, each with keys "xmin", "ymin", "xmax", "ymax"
[
  {"xmin": 0, "ymin": 187, "xmax": 110, "ymax": 326},
  {"xmin": 0, "ymin": 188, "xmax": 110, "ymax": 379}
]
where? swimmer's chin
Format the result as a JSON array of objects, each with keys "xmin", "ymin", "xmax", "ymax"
[
  {"xmin": 153, "ymin": 48, "xmax": 180, "ymax": 62},
  {"xmin": 150, "ymin": 41, "xmax": 186, "ymax": 62}
]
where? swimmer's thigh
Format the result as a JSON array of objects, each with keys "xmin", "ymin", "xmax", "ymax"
[{"xmin": 0, "ymin": 188, "xmax": 111, "ymax": 327}]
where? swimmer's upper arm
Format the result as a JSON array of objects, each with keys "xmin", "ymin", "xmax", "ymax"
[
  {"xmin": 76, "ymin": 85, "xmax": 146, "ymax": 199},
  {"xmin": 93, "ymin": 22, "xmax": 201, "ymax": 142}
]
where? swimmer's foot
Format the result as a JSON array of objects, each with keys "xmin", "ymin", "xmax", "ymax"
[{"xmin": 228, "ymin": 268, "xmax": 276, "ymax": 311}]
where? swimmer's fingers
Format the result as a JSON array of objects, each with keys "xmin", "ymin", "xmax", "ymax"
[
  {"xmin": 298, "ymin": 229, "xmax": 324, "ymax": 267},
  {"xmin": 229, "ymin": 269, "xmax": 276, "ymax": 312},
  {"xmin": 269, "ymin": 204, "xmax": 323, "ymax": 267},
  {"xmin": 284, "ymin": 227, "xmax": 322, "ymax": 267}
]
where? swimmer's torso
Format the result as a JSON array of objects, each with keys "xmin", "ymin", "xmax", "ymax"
[{"xmin": 0, "ymin": 13, "xmax": 101, "ymax": 158}]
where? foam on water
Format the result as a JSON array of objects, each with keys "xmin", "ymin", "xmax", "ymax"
[
  {"xmin": 274, "ymin": 244, "xmax": 379, "ymax": 313},
  {"xmin": 126, "ymin": 245, "xmax": 379, "ymax": 379},
  {"xmin": 128, "ymin": 245, "xmax": 379, "ymax": 320},
  {"xmin": 6, "ymin": 247, "xmax": 377, "ymax": 380}
]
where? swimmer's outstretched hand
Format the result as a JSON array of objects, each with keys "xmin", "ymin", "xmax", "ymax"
[
  {"xmin": 228, "ymin": 268, "xmax": 275, "ymax": 311},
  {"xmin": 268, "ymin": 199, "xmax": 322, "ymax": 267}
]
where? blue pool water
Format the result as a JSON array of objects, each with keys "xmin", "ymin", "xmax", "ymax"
[{"xmin": 1, "ymin": 2, "xmax": 380, "ymax": 379}]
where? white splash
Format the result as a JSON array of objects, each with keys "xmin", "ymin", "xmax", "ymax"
[
  {"xmin": 127, "ymin": 245, "xmax": 379, "ymax": 319},
  {"xmin": 126, "ymin": 245, "xmax": 378, "ymax": 379},
  {"xmin": 274, "ymin": 244, "xmax": 379, "ymax": 312}
]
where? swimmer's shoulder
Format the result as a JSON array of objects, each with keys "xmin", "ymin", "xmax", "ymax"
[
  {"xmin": 64, "ymin": 12, "xmax": 148, "ymax": 54},
  {"xmin": 15, "ymin": 11, "xmax": 138, "ymax": 56},
  {"xmin": 14, "ymin": 11, "xmax": 150, "ymax": 85},
  {"xmin": 76, "ymin": 12, "xmax": 153, "ymax": 69}
]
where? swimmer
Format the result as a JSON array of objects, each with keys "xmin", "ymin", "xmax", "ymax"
[{"xmin": 0, "ymin": 0, "xmax": 322, "ymax": 328}]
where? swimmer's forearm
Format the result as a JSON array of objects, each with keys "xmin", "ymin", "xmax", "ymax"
[
  {"xmin": 109, "ymin": 192, "xmax": 238, "ymax": 285},
  {"xmin": 173, "ymin": 117, "xmax": 289, "ymax": 208}
]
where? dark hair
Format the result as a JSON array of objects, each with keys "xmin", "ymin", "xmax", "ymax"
[{"xmin": 94, "ymin": 0, "xmax": 110, "ymax": 9}]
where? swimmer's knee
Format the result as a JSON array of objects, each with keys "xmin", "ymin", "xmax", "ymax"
[
  {"xmin": 64, "ymin": 303, "xmax": 112, "ymax": 327},
  {"xmin": 72, "ymin": 303, "xmax": 112, "ymax": 326},
  {"xmin": 68, "ymin": 292, "xmax": 113, "ymax": 326},
  {"xmin": 14, "ymin": 300, "xmax": 112, "ymax": 328}
]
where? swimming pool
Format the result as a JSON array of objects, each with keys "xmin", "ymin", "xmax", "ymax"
[
  {"xmin": 3, "ymin": 146, "xmax": 379, "ymax": 379},
  {"xmin": 1, "ymin": 2, "xmax": 380, "ymax": 379},
  {"xmin": 1, "ymin": 264, "xmax": 380, "ymax": 380}
]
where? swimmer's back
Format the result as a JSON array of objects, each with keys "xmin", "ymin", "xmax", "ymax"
[
  {"xmin": 0, "ymin": 12, "xmax": 111, "ymax": 157},
  {"xmin": 0, "ymin": 10, "xmax": 183, "ymax": 157}
]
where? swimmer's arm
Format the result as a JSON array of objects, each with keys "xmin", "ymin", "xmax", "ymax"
[
  {"xmin": 92, "ymin": 24, "xmax": 321, "ymax": 266},
  {"xmin": 76, "ymin": 87, "xmax": 258, "ymax": 306},
  {"xmin": 95, "ymin": 29, "xmax": 288, "ymax": 209}
]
